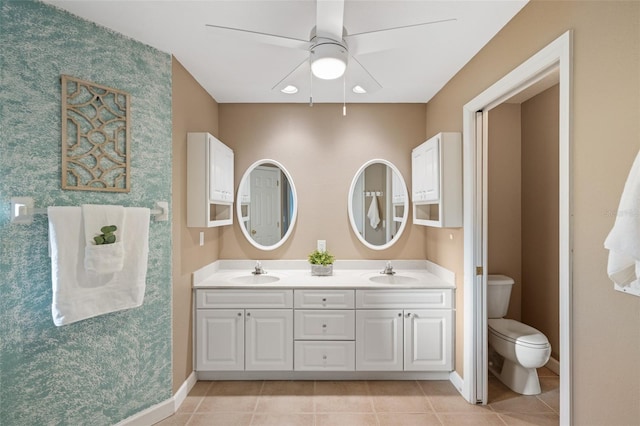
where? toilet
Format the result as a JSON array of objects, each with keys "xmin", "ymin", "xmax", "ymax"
[{"xmin": 487, "ymin": 274, "xmax": 551, "ymax": 395}]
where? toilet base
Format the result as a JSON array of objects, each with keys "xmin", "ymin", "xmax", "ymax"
[{"xmin": 488, "ymin": 350, "xmax": 542, "ymax": 395}]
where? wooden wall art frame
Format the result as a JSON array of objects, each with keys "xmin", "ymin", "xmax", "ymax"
[{"xmin": 61, "ymin": 75, "xmax": 131, "ymax": 192}]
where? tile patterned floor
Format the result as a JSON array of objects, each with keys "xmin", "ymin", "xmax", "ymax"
[{"xmin": 155, "ymin": 368, "xmax": 559, "ymax": 426}]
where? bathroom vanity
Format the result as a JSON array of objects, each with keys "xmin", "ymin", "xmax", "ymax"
[{"xmin": 193, "ymin": 260, "xmax": 455, "ymax": 380}]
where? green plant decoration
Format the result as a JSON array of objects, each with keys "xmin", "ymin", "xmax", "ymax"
[
  {"xmin": 307, "ymin": 249, "xmax": 335, "ymax": 266},
  {"xmin": 94, "ymin": 225, "xmax": 117, "ymax": 245}
]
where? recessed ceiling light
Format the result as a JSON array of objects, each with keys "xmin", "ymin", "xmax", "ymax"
[
  {"xmin": 352, "ymin": 85, "xmax": 367, "ymax": 94},
  {"xmin": 281, "ymin": 85, "xmax": 298, "ymax": 94}
]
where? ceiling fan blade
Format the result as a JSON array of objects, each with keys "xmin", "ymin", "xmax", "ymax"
[
  {"xmin": 271, "ymin": 58, "xmax": 310, "ymax": 92},
  {"xmin": 315, "ymin": 0, "xmax": 345, "ymax": 40},
  {"xmin": 346, "ymin": 54, "xmax": 382, "ymax": 94},
  {"xmin": 205, "ymin": 24, "xmax": 312, "ymax": 51},
  {"xmin": 345, "ymin": 18, "xmax": 457, "ymax": 55}
]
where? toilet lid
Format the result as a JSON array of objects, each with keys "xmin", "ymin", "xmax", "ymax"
[{"xmin": 488, "ymin": 318, "xmax": 550, "ymax": 348}]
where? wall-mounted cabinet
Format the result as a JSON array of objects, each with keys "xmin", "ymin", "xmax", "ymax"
[
  {"xmin": 412, "ymin": 132, "xmax": 462, "ymax": 228},
  {"xmin": 187, "ymin": 132, "xmax": 234, "ymax": 227}
]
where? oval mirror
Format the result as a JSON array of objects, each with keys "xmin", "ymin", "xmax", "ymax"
[
  {"xmin": 236, "ymin": 159, "xmax": 298, "ymax": 251},
  {"xmin": 348, "ymin": 159, "xmax": 409, "ymax": 250}
]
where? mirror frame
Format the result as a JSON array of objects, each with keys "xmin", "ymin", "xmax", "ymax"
[
  {"xmin": 236, "ymin": 159, "xmax": 298, "ymax": 251},
  {"xmin": 347, "ymin": 159, "xmax": 409, "ymax": 251}
]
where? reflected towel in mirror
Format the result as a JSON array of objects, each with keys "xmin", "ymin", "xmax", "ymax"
[{"xmin": 367, "ymin": 195, "xmax": 381, "ymax": 229}]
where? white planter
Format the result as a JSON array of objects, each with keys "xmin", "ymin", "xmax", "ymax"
[{"xmin": 311, "ymin": 264, "xmax": 333, "ymax": 276}]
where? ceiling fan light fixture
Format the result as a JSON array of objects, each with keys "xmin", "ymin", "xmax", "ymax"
[
  {"xmin": 281, "ymin": 85, "xmax": 298, "ymax": 94},
  {"xmin": 311, "ymin": 42, "xmax": 348, "ymax": 80}
]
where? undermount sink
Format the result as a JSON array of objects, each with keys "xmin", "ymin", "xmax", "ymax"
[
  {"xmin": 369, "ymin": 275, "xmax": 419, "ymax": 285},
  {"xmin": 231, "ymin": 274, "xmax": 281, "ymax": 284}
]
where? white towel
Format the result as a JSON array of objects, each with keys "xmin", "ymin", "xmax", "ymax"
[
  {"xmin": 82, "ymin": 204, "xmax": 124, "ymax": 274},
  {"xmin": 367, "ymin": 195, "xmax": 381, "ymax": 229},
  {"xmin": 48, "ymin": 206, "xmax": 150, "ymax": 326},
  {"xmin": 604, "ymin": 149, "xmax": 640, "ymax": 289}
]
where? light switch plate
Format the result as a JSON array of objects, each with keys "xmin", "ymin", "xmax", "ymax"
[
  {"xmin": 199, "ymin": 232, "xmax": 204, "ymax": 246},
  {"xmin": 317, "ymin": 240, "xmax": 326, "ymax": 252}
]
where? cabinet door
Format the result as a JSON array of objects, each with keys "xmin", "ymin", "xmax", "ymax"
[
  {"xmin": 392, "ymin": 171, "xmax": 405, "ymax": 204},
  {"xmin": 404, "ymin": 309, "xmax": 453, "ymax": 371},
  {"xmin": 245, "ymin": 309, "xmax": 293, "ymax": 371},
  {"xmin": 355, "ymin": 310, "xmax": 403, "ymax": 371},
  {"xmin": 209, "ymin": 135, "xmax": 234, "ymax": 203},
  {"xmin": 196, "ymin": 309, "xmax": 244, "ymax": 371},
  {"xmin": 422, "ymin": 136, "xmax": 440, "ymax": 202},
  {"xmin": 411, "ymin": 148, "xmax": 426, "ymax": 201}
]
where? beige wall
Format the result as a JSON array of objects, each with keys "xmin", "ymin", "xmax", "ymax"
[
  {"xmin": 488, "ymin": 103, "xmax": 522, "ymax": 321},
  {"xmin": 171, "ymin": 57, "xmax": 220, "ymax": 392},
  {"xmin": 218, "ymin": 103, "xmax": 427, "ymax": 260},
  {"xmin": 425, "ymin": 1, "xmax": 640, "ymax": 423},
  {"xmin": 521, "ymin": 85, "xmax": 560, "ymax": 361}
]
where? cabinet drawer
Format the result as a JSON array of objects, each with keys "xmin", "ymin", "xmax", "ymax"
[
  {"xmin": 294, "ymin": 341, "xmax": 355, "ymax": 371},
  {"xmin": 197, "ymin": 289, "xmax": 293, "ymax": 308},
  {"xmin": 294, "ymin": 290, "xmax": 355, "ymax": 309},
  {"xmin": 356, "ymin": 289, "xmax": 453, "ymax": 309},
  {"xmin": 294, "ymin": 310, "xmax": 355, "ymax": 340}
]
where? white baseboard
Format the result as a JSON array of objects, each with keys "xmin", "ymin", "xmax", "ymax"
[
  {"xmin": 116, "ymin": 371, "xmax": 197, "ymax": 426},
  {"xmin": 545, "ymin": 356, "xmax": 560, "ymax": 376},
  {"xmin": 449, "ymin": 371, "xmax": 465, "ymax": 396}
]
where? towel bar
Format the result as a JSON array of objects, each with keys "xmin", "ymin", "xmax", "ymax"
[{"xmin": 10, "ymin": 197, "xmax": 169, "ymax": 225}]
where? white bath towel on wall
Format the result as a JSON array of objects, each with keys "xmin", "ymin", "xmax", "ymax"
[
  {"xmin": 367, "ymin": 195, "xmax": 381, "ymax": 229},
  {"xmin": 48, "ymin": 206, "xmax": 150, "ymax": 326},
  {"xmin": 604, "ymin": 148, "xmax": 640, "ymax": 289},
  {"xmin": 82, "ymin": 204, "xmax": 124, "ymax": 274}
]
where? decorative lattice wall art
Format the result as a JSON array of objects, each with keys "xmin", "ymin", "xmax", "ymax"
[{"xmin": 61, "ymin": 75, "xmax": 131, "ymax": 192}]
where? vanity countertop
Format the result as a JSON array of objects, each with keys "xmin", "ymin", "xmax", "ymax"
[{"xmin": 193, "ymin": 260, "xmax": 455, "ymax": 289}]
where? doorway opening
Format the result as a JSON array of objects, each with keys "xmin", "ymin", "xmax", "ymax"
[{"xmin": 461, "ymin": 31, "xmax": 572, "ymax": 425}]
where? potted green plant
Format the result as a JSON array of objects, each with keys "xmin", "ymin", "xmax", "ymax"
[{"xmin": 308, "ymin": 249, "xmax": 335, "ymax": 276}]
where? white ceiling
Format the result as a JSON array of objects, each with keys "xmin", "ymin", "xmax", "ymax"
[{"xmin": 44, "ymin": 0, "xmax": 528, "ymax": 104}]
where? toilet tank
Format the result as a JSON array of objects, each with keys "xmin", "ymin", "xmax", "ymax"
[{"xmin": 487, "ymin": 274, "xmax": 514, "ymax": 318}]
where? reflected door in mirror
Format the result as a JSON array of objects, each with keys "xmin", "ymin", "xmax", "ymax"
[{"xmin": 249, "ymin": 166, "xmax": 281, "ymax": 246}]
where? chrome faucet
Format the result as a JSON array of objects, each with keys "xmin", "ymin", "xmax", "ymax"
[
  {"xmin": 252, "ymin": 261, "xmax": 265, "ymax": 275},
  {"xmin": 381, "ymin": 261, "xmax": 396, "ymax": 275}
]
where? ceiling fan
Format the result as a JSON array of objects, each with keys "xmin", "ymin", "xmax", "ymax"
[{"xmin": 205, "ymin": 0, "xmax": 455, "ymax": 97}]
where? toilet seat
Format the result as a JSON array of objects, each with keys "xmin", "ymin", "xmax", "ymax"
[{"xmin": 488, "ymin": 318, "xmax": 550, "ymax": 349}]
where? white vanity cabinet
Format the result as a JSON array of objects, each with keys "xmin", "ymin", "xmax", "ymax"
[
  {"xmin": 194, "ymin": 286, "xmax": 454, "ymax": 377},
  {"xmin": 412, "ymin": 132, "xmax": 462, "ymax": 228},
  {"xmin": 195, "ymin": 289, "xmax": 293, "ymax": 372},
  {"xmin": 293, "ymin": 289, "xmax": 356, "ymax": 371},
  {"xmin": 187, "ymin": 132, "xmax": 234, "ymax": 228},
  {"xmin": 355, "ymin": 289, "xmax": 454, "ymax": 372}
]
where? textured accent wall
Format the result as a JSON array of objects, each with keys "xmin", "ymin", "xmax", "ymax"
[{"xmin": 0, "ymin": 2, "xmax": 172, "ymax": 425}]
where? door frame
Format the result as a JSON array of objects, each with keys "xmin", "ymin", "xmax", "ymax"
[{"xmin": 461, "ymin": 31, "xmax": 573, "ymax": 425}]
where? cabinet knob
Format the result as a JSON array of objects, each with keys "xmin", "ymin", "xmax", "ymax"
[
  {"xmin": 322, "ymin": 298, "xmax": 327, "ymax": 302},
  {"xmin": 246, "ymin": 312, "xmax": 251, "ymax": 317},
  {"xmin": 237, "ymin": 312, "xmax": 242, "ymax": 317},
  {"xmin": 398, "ymin": 313, "xmax": 402, "ymax": 317},
  {"xmin": 322, "ymin": 355, "xmax": 327, "ymax": 360},
  {"xmin": 251, "ymin": 229, "xmax": 256, "ymax": 235},
  {"xmin": 322, "ymin": 324, "xmax": 327, "ymax": 328},
  {"xmin": 405, "ymin": 312, "xmax": 412, "ymax": 318}
]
